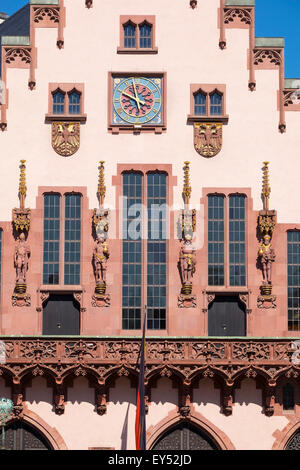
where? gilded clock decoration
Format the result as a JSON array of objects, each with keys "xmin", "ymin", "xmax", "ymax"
[{"xmin": 112, "ymin": 76, "xmax": 163, "ymax": 126}]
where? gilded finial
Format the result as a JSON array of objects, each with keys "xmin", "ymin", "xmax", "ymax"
[
  {"xmin": 262, "ymin": 161, "xmax": 271, "ymax": 211},
  {"xmin": 19, "ymin": 160, "xmax": 27, "ymax": 210},
  {"xmin": 97, "ymin": 161, "xmax": 106, "ymax": 207},
  {"xmin": 183, "ymin": 161, "xmax": 191, "ymax": 205}
]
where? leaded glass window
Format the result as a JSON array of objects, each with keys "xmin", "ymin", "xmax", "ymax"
[
  {"xmin": 288, "ymin": 231, "xmax": 300, "ymax": 331},
  {"xmin": 147, "ymin": 173, "xmax": 167, "ymax": 330},
  {"xmin": 64, "ymin": 194, "xmax": 81, "ymax": 285},
  {"xmin": 52, "ymin": 90, "xmax": 65, "ymax": 114},
  {"xmin": 124, "ymin": 23, "xmax": 136, "ymax": 48},
  {"xmin": 139, "ymin": 23, "xmax": 152, "ymax": 48},
  {"xmin": 208, "ymin": 195, "xmax": 224, "ymax": 286},
  {"xmin": 194, "ymin": 92, "xmax": 206, "ymax": 115},
  {"xmin": 210, "ymin": 92, "xmax": 222, "ymax": 115},
  {"xmin": 122, "ymin": 173, "xmax": 142, "ymax": 329},
  {"xmin": 68, "ymin": 90, "xmax": 81, "ymax": 114},
  {"xmin": 283, "ymin": 383, "xmax": 295, "ymax": 410},
  {"xmin": 229, "ymin": 195, "xmax": 246, "ymax": 286},
  {"xmin": 43, "ymin": 194, "xmax": 60, "ymax": 285}
]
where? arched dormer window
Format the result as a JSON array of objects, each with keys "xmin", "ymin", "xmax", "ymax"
[
  {"xmin": 139, "ymin": 21, "xmax": 152, "ymax": 48},
  {"xmin": 52, "ymin": 89, "xmax": 65, "ymax": 114},
  {"xmin": 194, "ymin": 90, "xmax": 207, "ymax": 115},
  {"xmin": 68, "ymin": 89, "xmax": 81, "ymax": 114},
  {"xmin": 124, "ymin": 21, "xmax": 136, "ymax": 48},
  {"xmin": 210, "ymin": 91, "xmax": 223, "ymax": 116}
]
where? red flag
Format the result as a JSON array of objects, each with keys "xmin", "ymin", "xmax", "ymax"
[{"xmin": 135, "ymin": 310, "xmax": 146, "ymax": 450}]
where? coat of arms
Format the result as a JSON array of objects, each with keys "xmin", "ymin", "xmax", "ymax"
[
  {"xmin": 52, "ymin": 122, "xmax": 80, "ymax": 157},
  {"xmin": 194, "ymin": 122, "xmax": 222, "ymax": 158}
]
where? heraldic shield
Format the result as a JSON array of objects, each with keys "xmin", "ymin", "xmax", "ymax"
[
  {"xmin": 52, "ymin": 122, "xmax": 80, "ymax": 157},
  {"xmin": 194, "ymin": 122, "xmax": 222, "ymax": 158}
]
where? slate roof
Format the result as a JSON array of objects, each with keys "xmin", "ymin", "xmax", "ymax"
[{"xmin": 0, "ymin": 4, "xmax": 30, "ymax": 77}]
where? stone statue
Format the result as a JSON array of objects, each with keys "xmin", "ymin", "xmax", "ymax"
[
  {"xmin": 93, "ymin": 232, "xmax": 109, "ymax": 285},
  {"xmin": 258, "ymin": 234, "xmax": 275, "ymax": 285},
  {"xmin": 179, "ymin": 240, "xmax": 196, "ymax": 288},
  {"xmin": 14, "ymin": 233, "xmax": 30, "ymax": 285}
]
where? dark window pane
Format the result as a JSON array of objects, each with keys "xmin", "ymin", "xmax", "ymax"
[
  {"xmin": 194, "ymin": 92, "xmax": 206, "ymax": 115},
  {"xmin": 208, "ymin": 195, "xmax": 224, "ymax": 286},
  {"xmin": 229, "ymin": 195, "xmax": 246, "ymax": 286},
  {"xmin": 124, "ymin": 23, "xmax": 136, "ymax": 48},
  {"xmin": 288, "ymin": 231, "xmax": 300, "ymax": 331},
  {"xmin": 43, "ymin": 194, "xmax": 60, "ymax": 284},
  {"xmin": 68, "ymin": 90, "xmax": 81, "ymax": 114},
  {"xmin": 139, "ymin": 23, "xmax": 152, "ymax": 48},
  {"xmin": 52, "ymin": 90, "xmax": 65, "ymax": 114},
  {"xmin": 64, "ymin": 194, "xmax": 81, "ymax": 285},
  {"xmin": 210, "ymin": 92, "xmax": 222, "ymax": 115}
]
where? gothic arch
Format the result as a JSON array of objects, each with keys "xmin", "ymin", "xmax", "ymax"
[
  {"xmin": 273, "ymin": 417, "xmax": 300, "ymax": 450},
  {"xmin": 146, "ymin": 406, "xmax": 235, "ymax": 450},
  {"xmin": 6, "ymin": 407, "xmax": 68, "ymax": 450}
]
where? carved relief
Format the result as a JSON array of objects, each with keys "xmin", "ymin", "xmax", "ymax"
[
  {"xmin": 92, "ymin": 162, "xmax": 111, "ymax": 306},
  {"xmin": 257, "ymin": 162, "xmax": 277, "ymax": 307},
  {"xmin": 52, "ymin": 122, "xmax": 80, "ymax": 157},
  {"xmin": 86, "ymin": 0, "xmax": 93, "ymax": 7},
  {"xmin": 224, "ymin": 8, "xmax": 252, "ymax": 25},
  {"xmin": 253, "ymin": 49, "xmax": 282, "ymax": 67},
  {"xmin": 194, "ymin": 122, "xmax": 222, "ymax": 158},
  {"xmin": 5, "ymin": 48, "xmax": 32, "ymax": 66},
  {"xmin": 33, "ymin": 7, "xmax": 60, "ymax": 24},
  {"xmin": 190, "ymin": 0, "xmax": 197, "ymax": 8}
]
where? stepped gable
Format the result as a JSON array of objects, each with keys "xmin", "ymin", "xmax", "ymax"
[{"xmin": 0, "ymin": 4, "xmax": 30, "ymax": 77}]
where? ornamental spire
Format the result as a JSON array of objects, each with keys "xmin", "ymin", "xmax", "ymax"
[
  {"xmin": 97, "ymin": 161, "xmax": 106, "ymax": 208},
  {"xmin": 262, "ymin": 161, "xmax": 271, "ymax": 211},
  {"xmin": 183, "ymin": 161, "xmax": 191, "ymax": 205},
  {"xmin": 18, "ymin": 160, "xmax": 27, "ymax": 210}
]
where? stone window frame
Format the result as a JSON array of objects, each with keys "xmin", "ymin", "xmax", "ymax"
[
  {"xmin": 117, "ymin": 15, "xmax": 158, "ymax": 54},
  {"xmin": 187, "ymin": 84, "xmax": 229, "ymax": 124},
  {"xmin": 45, "ymin": 83, "xmax": 87, "ymax": 123}
]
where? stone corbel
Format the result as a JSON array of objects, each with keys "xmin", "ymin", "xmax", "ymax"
[
  {"xmin": 221, "ymin": 380, "xmax": 234, "ymax": 416},
  {"xmin": 179, "ymin": 380, "xmax": 192, "ymax": 418},
  {"xmin": 190, "ymin": 0, "xmax": 197, "ymax": 8},
  {"xmin": 12, "ymin": 378, "xmax": 23, "ymax": 419},
  {"xmin": 54, "ymin": 379, "xmax": 65, "ymax": 415},
  {"xmin": 36, "ymin": 291, "xmax": 50, "ymax": 312},
  {"xmin": 73, "ymin": 291, "xmax": 86, "ymax": 313},
  {"xmin": 238, "ymin": 291, "xmax": 252, "ymax": 314},
  {"xmin": 264, "ymin": 380, "xmax": 276, "ymax": 417},
  {"xmin": 32, "ymin": 3, "xmax": 65, "ymax": 50},
  {"xmin": 95, "ymin": 381, "xmax": 108, "ymax": 415},
  {"xmin": 202, "ymin": 290, "xmax": 215, "ymax": 313},
  {"xmin": 86, "ymin": 0, "xmax": 93, "ymax": 7}
]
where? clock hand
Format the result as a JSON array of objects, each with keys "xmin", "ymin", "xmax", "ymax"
[
  {"xmin": 132, "ymin": 79, "xmax": 140, "ymax": 111},
  {"xmin": 121, "ymin": 91, "xmax": 145, "ymax": 106}
]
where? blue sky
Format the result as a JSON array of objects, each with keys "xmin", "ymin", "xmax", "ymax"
[{"xmin": 0, "ymin": 0, "xmax": 299, "ymax": 77}]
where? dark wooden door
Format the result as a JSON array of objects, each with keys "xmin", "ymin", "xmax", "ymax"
[
  {"xmin": 152, "ymin": 422, "xmax": 219, "ymax": 450},
  {"xmin": 43, "ymin": 294, "xmax": 80, "ymax": 335},
  {"xmin": 208, "ymin": 295, "xmax": 246, "ymax": 336},
  {"xmin": 2, "ymin": 421, "xmax": 52, "ymax": 450}
]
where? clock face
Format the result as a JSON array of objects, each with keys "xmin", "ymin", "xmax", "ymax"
[{"xmin": 112, "ymin": 76, "xmax": 163, "ymax": 126}]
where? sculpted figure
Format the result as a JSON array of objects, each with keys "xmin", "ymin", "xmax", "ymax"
[
  {"xmin": 14, "ymin": 233, "xmax": 30, "ymax": 284},
  {"xmin": 258, "ymin": 234, "xmax": 276, "ymax": 285},
  {"xmin": 93, "ymin": 233, "xmax": 109, "ymax": 285},
  {"xmin": 179, "ymin": 239, "xmax": 196, "ymax": 286}
]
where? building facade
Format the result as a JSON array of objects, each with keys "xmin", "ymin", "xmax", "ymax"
[{"xmin": 0, "ymin": 0, "xmax": 300, "ymax": 450}]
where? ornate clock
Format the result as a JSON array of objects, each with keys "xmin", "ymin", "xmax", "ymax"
[{"xmin": 109, "ymin": 74, "xmax": 165, "ymax": 133}]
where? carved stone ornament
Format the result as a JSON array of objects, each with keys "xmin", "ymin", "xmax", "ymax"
[
  {"xmin": 13, "ymin": 208, "xmax": 31, "ymax": 232},
  {"xmin": 194, "ymin": 122, "xmax": 222, "ymax": 158},
  {"xmin": 52, "ymin": 122, "xmax": 80, "ymax": 157},
  {"xmin": 33, "ymin": 7, "xmax": 60, "ymax": 24},
  {"xmin": 5, "ymin": 47, "xmax": 32, "ymax": 65},
  {"xmin": 190, "ymin": 0, "xmax": 197, "ymax": 8},
  {"xmin": 258, "ymin": 210, "xmax": 276, "ymax": 236},
  {"xmin": 178, "ymin": 294, "xmax": 197, "ymax": 308},
  {"xmin": 257, "ymin": 294, "xmax": 276, "ymax": 309},
  {"xmin": 224, "ymin": 7, "xmax": 252, "ymax": 25},
  {"xmin": 181, "ymin": 209, "xmax": 196, "ymax": 242},
  {"xmin": 12, "ymin": 293, "xmax": 31, "ymax": 307},
  {"xmin": 92, "ymin": 293, "xmax": 111, "ymax": 308}
]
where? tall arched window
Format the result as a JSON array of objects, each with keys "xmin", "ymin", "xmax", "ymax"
[
  {"xmin": 139, "ymin": 22, "xmax": 152, "ymax": 48},
  {"xmin": 124, "ymin": 22, "xmax": 136, "ymax": 48},
  {"xmin": 52, "ymin": 90, "xmax": 65, "ymax": 114},
  {"xmin": 194, "ymin": 91, "xmax": 206, "ymax": 115},
  {"xmin": 210, "ymin": 92, "xmax": 222, "ymax": 115}
]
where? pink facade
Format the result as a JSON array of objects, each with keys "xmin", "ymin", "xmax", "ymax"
[{"xmin": 0, "ymin": 0, "xmax": 300, "ymax": 451}]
